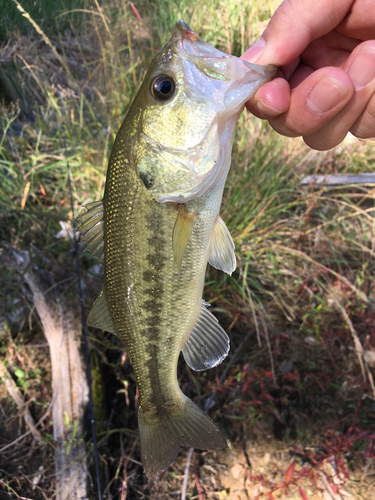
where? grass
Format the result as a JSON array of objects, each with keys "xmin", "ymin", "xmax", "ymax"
[
  {"xmin": 0, "ymin": 0, "xmax": 375, "ymax": 498},
  {"xmin": 0, "ymin": 0, "xmax": 87, "ymax": 42}
]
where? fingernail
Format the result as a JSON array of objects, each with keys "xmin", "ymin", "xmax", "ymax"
[
  {"xmin": 256, "ymin": 99, "xmax": 284, "ymax": 115},
  {"xmin": 241, "ymin": 38, "xmax": 266, "ymax": 63},
  {"xmin": 347, "ymin": 47, "xmax": 375, "ymax": 90},
  {"xmin": 306, "ymin": 75, "xmax": 349, "ymax": 113}
]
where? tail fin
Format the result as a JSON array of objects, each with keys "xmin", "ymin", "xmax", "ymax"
[{"xmin": 138, "ymin": 395, "xmax": 226, "ymax": 477}]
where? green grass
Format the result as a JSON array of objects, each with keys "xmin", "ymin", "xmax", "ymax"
[
  {"xmin": 0, "ymin": 0, "xmax": 375, "ymax": 498},
  {"xmin": 141, "ymin": 0, "xmax": 276, "ymax": 53},
  {"xmin": 0, "ymin": 0, "xmax": 87, "ymax": 42}
]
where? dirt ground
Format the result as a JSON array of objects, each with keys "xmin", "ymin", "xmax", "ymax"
[{"xmin": 145, "ymin": 433, "xmax": 375, "ymax": 500}]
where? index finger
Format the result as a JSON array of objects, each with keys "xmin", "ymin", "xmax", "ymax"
[{"xmin": 246, "ymin": 0, "xmax": 355, "ymax": 66}]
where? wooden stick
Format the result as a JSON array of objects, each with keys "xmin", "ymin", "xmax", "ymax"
[
  {"xmin": 13, "ymin": 250, "xmax": 89, "ymax": 500},
  {"xmin": 300, "ymin": 174, "xmax": 375, "ymax": 186}
]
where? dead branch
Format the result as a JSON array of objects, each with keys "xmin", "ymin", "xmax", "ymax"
[
  {"xmin": 12, "ymin": 249, "xmax": 90, "ymax": 500},
  {"xmin": 0, "ymin": 361, "xmax": 41, "ymax": 439}
]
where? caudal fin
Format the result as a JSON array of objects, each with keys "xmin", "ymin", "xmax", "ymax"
[{"xmin": 138, "ymin": 395, "xmax": 226, "ymax": 477}]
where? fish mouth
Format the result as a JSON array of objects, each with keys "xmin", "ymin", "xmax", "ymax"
[
  {"xmin": 171, "ymin": 20, "xmax": 230, "ymax": 64},
  {"xmin": 172, "ymin": 20, "xmax": 200, "ymax": 43},
  {"xmin": 170, "ymin": 20, "xmax": 275, "ymax": 94}
]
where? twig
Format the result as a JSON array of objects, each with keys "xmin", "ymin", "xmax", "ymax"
[
  {"xmin": 301, "ymin": 174, "xmax": 375, "ymax": 186},
  {"xmin": 194, "ymin": 473, "xmax": 204, "ymax": 500},
  {"xmin": 259, "ymin": 313, "xmax": 276, "ymax": 385},
  {"xmin": 319, "ymin": 472, "xmax": 343, "ymax": 500},
  {"xmin": 0, "ymin": 397, "xmax": 54, "ymax": 453},
  {"xmin": 243, "ymin": 274, "xmax": 261, "ymax": 346},
  {"xmin": 130, "ymin": 3, "xmax": 144, "ymax": 23},
  {"xmin": 181, "ymin": 448, "xmax": 194, "ymax": 500},
  {"xmin": 332, "ymin": 294, "xmax": 375, "ymax": 399},
  {"xmin": 0, "ymin": 361, "xmax": 41, "ymax": 439}
]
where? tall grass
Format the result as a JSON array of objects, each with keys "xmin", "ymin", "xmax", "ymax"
[
  {"xmin": 143, "ymin": 0, "xmax": 277, "ymax": 52},
  {"xmin": 0, "ymin": 0, "xmax": 87, "ymax": 41}
]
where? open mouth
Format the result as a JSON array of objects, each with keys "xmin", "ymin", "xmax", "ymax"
[{"xmin": 172, "ymin": 20, "xmax": 228, "ymax": 61}]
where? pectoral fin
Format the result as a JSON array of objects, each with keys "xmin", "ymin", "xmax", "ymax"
[
  {"xmin": 208, "ymin": 215, "xmax": 236, "ymax": 275},
  {"xmin": 75, "ymin": 200, "xmax": 104, "ymax": 262},
  {"xmin": 182, "ymin": 300, "xmax": 229, "ymax": 371},
  {"xmin": 87, "ymin": 284, "xmax": 117, "ymax": 335},
  {"xmin": 172, "ymin": 205, "xmax": 197, "ymax": 272}
]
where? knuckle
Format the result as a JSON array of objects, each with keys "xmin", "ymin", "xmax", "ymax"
[
  {"xmin": 269, "ymin": 118, "xmax": 300, "ymax": 138},
  {"xmin": 303, "ymin": 129, "xmax": 346, "ymax": 151},
  {"xmin": 350, "ymin": 95, "xmax": 375, "ymax": 138}
]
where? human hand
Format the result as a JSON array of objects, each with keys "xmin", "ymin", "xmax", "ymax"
[{"xmin": 242, "ymin": 0, "xmax": 375, "ymax": 150}]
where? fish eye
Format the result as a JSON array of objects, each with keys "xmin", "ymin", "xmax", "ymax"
[{"xmin": 150, "ymin": 75, "xmax": 176, "ymax": 101}]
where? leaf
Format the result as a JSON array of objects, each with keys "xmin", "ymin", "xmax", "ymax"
[
  {"xmin": 299, "ymin": 487, "xmax": 309, "ymax": 500},
  {"xmin": 14, "ymin": 368, "xmax": 25, "ymax": 379},
  {"xmin": 64, "ymin": 411, "xmax": 70, "ymax": 427},
  {"xmin": 21, "ymin": 181, "xmax": 30, "ymax": 209},
  {"xmin": 72, "ymin": 420, "xmax": 78, "ymax": 440},
  {"xmin": 285, "ymin": 459, "xmax": 295, "ymax": 485},
  {"xmin": 242, "ymin": 380, "xmax": 249, "ymax": 392},
  {"xmin": 218, "ymin": 490, "xmax": 228, "ymax": 500}
]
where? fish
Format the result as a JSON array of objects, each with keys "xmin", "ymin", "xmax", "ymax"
[{"xmin": 76, "ymin": 20, "xmax": 276, "ymax": 477}]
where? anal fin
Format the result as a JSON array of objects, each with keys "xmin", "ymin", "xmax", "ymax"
[
  {"xmin": 208, "ymin": 215, "xmax": 236, "ymax": 275},
  {"xmin": 87, "ymin": 283, "xmax": 116, "ymax": 335},
  {"xmin": 182, "ymin": 300, "xmax": 229, "ymax": 371}
]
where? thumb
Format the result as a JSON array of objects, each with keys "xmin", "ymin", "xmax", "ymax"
[{"xmin": 242, "ymin": 0, "xmax": 354, "ymax": 66}]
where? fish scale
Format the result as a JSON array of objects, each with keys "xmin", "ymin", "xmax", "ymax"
[{"xmin": 76, "ymin": 20, "xmax": 276, "ymax": 477}]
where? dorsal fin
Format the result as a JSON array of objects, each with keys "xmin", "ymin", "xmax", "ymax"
[
  {"xmin": 87, "ymin": 284, "xmax": 117, "ymax": 335},
  {"xmin": 172, "ymin": 205, "xmax": 197, "ymax": 272},
  {"xmin": 182, "ymin": 300, "xmax": 229, "ymax": 371},
  {"xmin": 75, "ymin": 200, "xmax": 104, "ymax": 262},
  {"xmin": 208, "ymin": 215, "xmax": 236, "ymax": 275}
]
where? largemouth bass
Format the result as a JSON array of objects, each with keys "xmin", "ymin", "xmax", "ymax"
[{"xmin": 77, "ymin": 20, "xmax": 276, "ymax": 477}]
